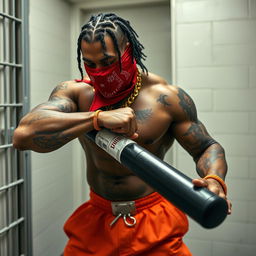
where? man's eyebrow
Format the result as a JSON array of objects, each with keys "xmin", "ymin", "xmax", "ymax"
[{"xmin": 82, "ymin": 55, "xmax": 116, "ymax": 63}]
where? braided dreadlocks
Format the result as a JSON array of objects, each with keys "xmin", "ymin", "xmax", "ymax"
[{"xmin": 77, "ymin": 13, "xmax": 148, "ymax": 80}]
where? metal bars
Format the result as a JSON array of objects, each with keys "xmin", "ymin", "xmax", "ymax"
[
  {"xmin": 0, "ymin": 0, "xmax": 31, "ymax": 255},
  {"xmin": 0, "ymin": 217, "xmax": 24, "ymax": 236},
  {"xmin": 0, "ymin": 62, "xmax": 22, "ymax": 68}
]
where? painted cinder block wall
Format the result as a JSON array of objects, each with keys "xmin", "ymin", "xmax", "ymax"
[{"xmin": 174, "ymin": 0, "xmax": 256, "ymax": 255}]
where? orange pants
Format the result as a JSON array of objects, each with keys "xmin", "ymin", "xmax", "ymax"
[{"xmin": 63, "ymin": 190, "xmax": 192, "ymax": 256}]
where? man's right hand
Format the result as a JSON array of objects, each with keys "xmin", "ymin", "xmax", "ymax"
[{"xmin": 97, "ymin": 107, "xmax": 138, "ymax": 139}]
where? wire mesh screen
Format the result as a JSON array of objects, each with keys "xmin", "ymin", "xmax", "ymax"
[{"xmin": 0, "ymin": 0, "xmax": 31, "ymax": 255}]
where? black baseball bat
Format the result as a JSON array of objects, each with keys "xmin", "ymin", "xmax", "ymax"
[{"xmin": 86, "ymin": 129, "xmax": 228, "ymax": 228}]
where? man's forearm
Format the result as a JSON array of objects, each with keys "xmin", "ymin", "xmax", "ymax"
[
  {"xmin": 13, "ymin": 110, "xmax": 95, "ymax": 153},
  {"xmin": 195, "ymin": 143, "xmax": 227, "ymax": 180}
]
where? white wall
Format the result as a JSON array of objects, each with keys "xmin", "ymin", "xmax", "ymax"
[
  {"xmin": 174, "ymin": 0, "xmax": 256, "ymax": 255},
  {"xmin": 29, "ymin": 0, "xmax": 74, "ymax": 255}
]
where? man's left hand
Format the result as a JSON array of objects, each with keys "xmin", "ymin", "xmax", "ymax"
[{"xmin": 192, "ymin": 178, "xmax": 232, "ymax": 215}]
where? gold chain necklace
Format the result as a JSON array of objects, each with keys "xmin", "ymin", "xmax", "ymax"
[{"xmin": 105, "ymin": 70, "xmax": 142, "ymax": 110}]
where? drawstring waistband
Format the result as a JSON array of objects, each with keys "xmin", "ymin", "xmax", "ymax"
[
  {"xmin": 89, "ymin": 190, "xmax": 164, "ymax": 227},
  {"xmin": 89, "ymin": 190, "xmax": 163, "ymax": 213}
]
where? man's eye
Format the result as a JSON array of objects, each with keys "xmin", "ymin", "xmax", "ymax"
[
  {"xmin": 85, "ymin": 62, "xmax": 96, "ymax": 68},
  {"xmin": 102, "ymin": 59, "xmax": 116, "ymax": 66},
  {"xmin": 102, "ymin": 62, "xmax": 111, "ymax": 67}
]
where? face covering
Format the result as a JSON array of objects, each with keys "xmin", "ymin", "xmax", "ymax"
[{"xmin": 84, "ymin": 46, "xmax": 138, "ymax": 111}]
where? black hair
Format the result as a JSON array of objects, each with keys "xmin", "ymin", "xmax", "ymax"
[{"xmin": 77, "ymin": 13, "xmax": 147, "ymax": 79}]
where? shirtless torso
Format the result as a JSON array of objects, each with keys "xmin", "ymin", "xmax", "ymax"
[
  {"xmin": 13, "ymin": 34, "xmax": 230, "ymax": 212},
  {"xmin": 13, "ymin": 69, "xmax": 226, "ymax": 203},
  {"xmin": 79, "ymin": 72, "xmax": 174, "ymax": 200}
]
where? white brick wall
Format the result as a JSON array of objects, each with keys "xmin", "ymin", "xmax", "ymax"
[
  {"xmin": 177, "ymin": 23, "xmax": 212, "ymax": 67},
  {"xmin": 176, "ymin": 0, "xmax": 248, "ymax": 22},
  {"xmin": 250, "ymin": 66, "xmax": 256, "ymax": 87},
  {"xmin": 30, "ymin": 0, "xmax": 74, "ymax": 255},
  {"xmin": 175, "ymin": 0, "xmax": 256, "ymax": 255},
  {"xmin": 213, "ymin": 20, "xmax": 256, "ymax": 44},
  {"xmin": 178, "ymin": 66, "xmax": 249, "ymax": 89}
]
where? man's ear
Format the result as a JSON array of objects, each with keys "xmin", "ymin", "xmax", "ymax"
[
  {"xmin": 122, "ymin": 42, "xmax": 130, "ymax": 51},
  {"xmin": 120, "ymin": 42, "xmax": 130, "ymax": 54}
]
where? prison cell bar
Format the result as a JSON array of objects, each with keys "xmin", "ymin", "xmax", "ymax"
[{"xmin": 0, "ymin": 0, "xmax": 31, "ymax": 255}]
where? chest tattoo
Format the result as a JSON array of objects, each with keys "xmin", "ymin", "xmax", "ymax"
[
  {"xmin": 134, "ymin": 108, "xmax": 152, "ymax": 123},
  {"xmin": 157, "ymin": 94, "xmax": 171, "ymax": 107}
]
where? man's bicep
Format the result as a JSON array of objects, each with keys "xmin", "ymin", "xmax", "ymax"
[
  {"xmin": 169, "ymin": 86, "xmax": 215, "ymax": 158},
  {"xmin": 32, "ymin": 82, "xmax": 78, "ymax": 113},
  {"xmin": 171, "ymin": 120, "xmax": 217, "ymax": 161},
  {"xmin": 30, "ymin": 97, "xmax": 77, "ymax": 113},
  {"xmin": 44, "ymin": 96, "xmax": 77, "ymax": 112}
]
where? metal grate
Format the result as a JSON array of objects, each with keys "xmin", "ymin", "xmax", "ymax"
[{"xmin": 0, "ymin": 0, "xmax": 32, "ymax": 255}]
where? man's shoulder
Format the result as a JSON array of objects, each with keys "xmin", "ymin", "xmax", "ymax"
[
  {"xmin": 49, "ymin": 79, "xmax": 94, "ymax": 107},
  {"xmin": 50, "ymin": 79, "xmax": 93, "ymax": 97},
  {"xmin": 141, "ymin": 72, "xmax": 192, "ymax": 120},
  {"xmin": 142, "ymin": 72, "xmax": 179, "ymax": 97},
  {"xmin": 59, "ymin": 79, "xmax": 92, "ymax": 90}
]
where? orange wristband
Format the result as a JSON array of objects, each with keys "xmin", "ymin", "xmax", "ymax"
[
  {"xmin": 93, "ymin": 110, "xmax": 102, "ymax": 131},
  {"xmin": 204, "ymin": 174, "xmax": 227, "ymax": 195}
]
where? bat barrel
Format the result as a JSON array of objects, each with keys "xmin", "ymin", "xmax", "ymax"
[{"xmin": 86, "ymin": 130, "xmax": 228, "ymax": 228}]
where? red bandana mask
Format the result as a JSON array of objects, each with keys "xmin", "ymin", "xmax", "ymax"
[{"xmin": 84, "ymin": 46, "xmax": 138, "ymax": 111}]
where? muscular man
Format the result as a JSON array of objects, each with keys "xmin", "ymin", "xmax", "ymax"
[{"xmin": 13, "ymin": 13, "xmax": 231, "ymax": 256}]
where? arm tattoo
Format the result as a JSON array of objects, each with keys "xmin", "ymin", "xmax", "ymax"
[
  {"xmin": 134, "ymin": 109, "xmax": 152, "ymax": 123},
  {"xmin": 33, "ymin": 130, "xmax": 73, "ymax": 150},
  {"xmin": 183, "ymin": 121, "xmax": 217, "ymax": 159},
  {"xmin": 196, "ymin": 144, "xmax": 226, "ymax": 178},
  {"xmin": 49, "ymin": 82, "xmax": 68, "ymax": 97},
  {"xmin": 157, "ymin": 94, "xmax": 171, "ymax": 107},
  {"xmin": 33, "ymin": 97, "xmax": 75, "ymax": 113},
  {"xmin": 27, "ymin": 112, "xmax": 57, "ymax": 125},
  {"xmin": 48, "ymin": 96, "xmax": 74, "ymax": 112},
  {"xmin": 177, "ymin": 88, "xmax": 197, "ymax": 121}
]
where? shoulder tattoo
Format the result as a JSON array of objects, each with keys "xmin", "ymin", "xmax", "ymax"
[
  {"xmin": 31, "ymin": 96, "xmax": 75, "ymax": 113},
  {"xmin": 47, "ymin": 96, "xmax": 74, "ymax": 112},
  {"xmin": 50, "ymin": 82, "xmax": 68, "ymax": 97},
  {"xmin": 177, "ymin": 88, "xmax": 197, "ymax": 121}
]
